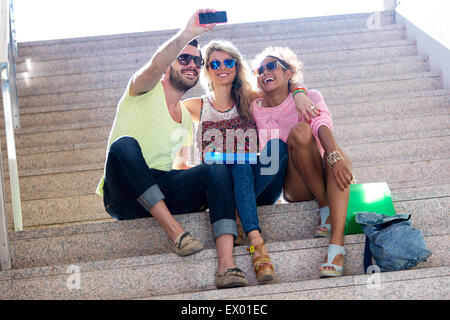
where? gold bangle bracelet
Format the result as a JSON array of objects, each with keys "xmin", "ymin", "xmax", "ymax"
[{"xmin": 327, "ymin": 151, "xmax": 344, "ymax": 168}]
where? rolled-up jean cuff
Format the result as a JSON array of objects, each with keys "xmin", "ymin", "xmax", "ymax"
[
  {"xmin": 212, "ymin": 219, "xmax": 238, "ymax": 240},
  {"xmin": 137, "ymin": 184, "xmax": 165, "ymax": 211},
  {"xmin": 244, "ymin": 225, "xmax": 262, "ymax": 236}
]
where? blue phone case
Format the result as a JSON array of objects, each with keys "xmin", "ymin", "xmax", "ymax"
[{"xmin": 204, "ymin": 152, "xmax": 257, "ymax": 164}]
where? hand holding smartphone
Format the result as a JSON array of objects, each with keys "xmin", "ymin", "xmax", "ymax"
[{"xmin": 198, "ymin": 11, "xmax": 228, "ymax": 25}]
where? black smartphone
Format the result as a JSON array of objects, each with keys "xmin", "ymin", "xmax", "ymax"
[{"xmin": 198, "ymin": 11, "xmax": 227, "ymax": 24}]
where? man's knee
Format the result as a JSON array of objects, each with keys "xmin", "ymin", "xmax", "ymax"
[
  {"xmin": 109, "ymin": 136, "xmax": 140, "ymax": 157},
  {"xmin": 287, "ymin": 123, "xmax": 314, "ymax": 149}
]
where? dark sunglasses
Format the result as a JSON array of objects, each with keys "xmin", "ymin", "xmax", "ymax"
[
  {"xmin": 209, "ymin": 59, "xmax": 236, "ymax": 70},
  {"xmin": 254, "ymin": 59, "xmax": 287, "ymax": 76},
  {"xmin": 177, "ymin": 54, "xmax": 204, "ymax": 68}
]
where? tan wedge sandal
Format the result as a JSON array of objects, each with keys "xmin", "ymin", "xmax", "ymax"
[{"xmin": 248, "ymin": 241, "xmax": 274, "ymax": 284}]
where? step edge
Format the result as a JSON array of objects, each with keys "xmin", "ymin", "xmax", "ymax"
[{"xmin": 2, "ymin": 232, "xmax": 447, "ymax": 282}]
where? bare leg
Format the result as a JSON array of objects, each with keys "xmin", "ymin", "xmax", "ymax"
[
  {"xmin": 320, "ymin": 149, "xmax": 352, "ymax": 272},
  {"xmin": 283, "ymin": 123, "xmax": 352, "ymax": 272},
  {"xmin": 283, "ymin": 123, "xmax": 329, "ymax": 233},
  {"xmin": 216, "ymin": 234, "xmax": 237, "ymax": 274},
  {"xmin": 149, "ymin": 200, "xmax": 185, "ymax": 242},
  {"xmin": 284, "ymin": 123, "xmax": 327, "ymax": 206}
]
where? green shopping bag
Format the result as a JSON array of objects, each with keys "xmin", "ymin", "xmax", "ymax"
[{"xmin": 345, "ymin": 182, "xmax": 396, "ymax": 235}]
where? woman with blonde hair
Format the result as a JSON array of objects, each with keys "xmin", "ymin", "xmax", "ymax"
[
  {"xmin": 250, "ymin": 46, "xmax": 353, "ymax": 278},
  {"xmin": 182, "ymin": 40, "xmax": 317, "ymax": 286}
]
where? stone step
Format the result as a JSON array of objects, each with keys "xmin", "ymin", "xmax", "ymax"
[
  {"xmin": 7, "ymin": 69, "xmax": 440, "ymax": 123},
  {"xmin": 12, "ymin": 39, "xmax": 419, "ymax": 108},
  {"xmin": 7, "ymin": 89, "xmax": 448, "ymax": 132},
  {"xmin": 17, "ymin": 74, "xmax": 443, "ymax": 120},
  {"xmin": 5, "ymin": 193, "xmax": 111, "ymax": 231},
  {"xmin": 3, "ymin": 149, "xmax": 449, "ymax": 229},
  {"xmin": 0, "ymin": 114, "xmax": 448, "ymax": 208},
  {"xmin": 2, "ymin": 126, "xmax": 111, "ymax": 150},
  {"xmin": 15, "ymin": 55, "xmax": 429, "ymax": 98},
  {"xmin": 4, "ymin": 131, "xmax": 449, "ymax": 178},
  {"xmin": 4, "ymin": 81, "xmax": 447, "ymax": 135},
  {"xmin": 4, "ymin": 156, "xmax": 447, "ymax": 202},
  {"xmin": 313, "ymin": 72, "xmax": 442, "ymax": 101},
  {"xmin": 17, "ymin": 22, "xmax": 403, "ymax": 62},
  {"xmin": 2, "ymin": 104, "xmax": 449, "ymax": 158},
  {"xmin": 151, "ymin": 266, "xmax": 450, "ymax": 300},
  {"xmin": 2, "ymin": 110, "xmax": 448, "ymax": 156},
  {"xmin": 17, "ymin": 11, "xmax": 395, "ymax": 60},
  {"xmin": 8, "ymin": 190, "xmax": 449, "ymax": 269},
  {"xmin": 15, "ymin": 34, "xmax": 413, "ymax": 82},
  {"xmin": 9, "ymin": 178, "xmax": 445, "ymax": 232},
  {"xmin": 1, "ymin": 231, "xmax": 446, "ymax": 299}
]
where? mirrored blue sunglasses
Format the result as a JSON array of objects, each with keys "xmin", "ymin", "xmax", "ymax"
[{"xmin": 209, "ymin": 59, "xmax": 236, "ymax": 69}]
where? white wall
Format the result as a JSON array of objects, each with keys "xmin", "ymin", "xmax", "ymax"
[{"xmin": 396, "ymin": 0, "xmax": 450, "ymax": 88}]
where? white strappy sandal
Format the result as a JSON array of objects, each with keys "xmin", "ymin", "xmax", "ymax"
[
  {"xmin": 314, "ymin": 206, "xmax": 331, "ymax": 237},
  {"xmin": 319, "ymin": 244, "xmax": 346, "ymax": 278}
]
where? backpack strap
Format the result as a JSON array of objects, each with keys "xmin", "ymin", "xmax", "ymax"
[{"xmin": 364, "ymin": 236, "xmax": 373, "ymax": 273}]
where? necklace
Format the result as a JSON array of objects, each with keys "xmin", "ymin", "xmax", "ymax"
[{"xmin": 209, "ymin": 97, "xmax": 234, "ymax": 112}]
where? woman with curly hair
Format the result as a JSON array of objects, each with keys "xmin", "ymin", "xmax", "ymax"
[{"xmin": 251, "ymin": 47, "xmax": 354, "ymax": 278}]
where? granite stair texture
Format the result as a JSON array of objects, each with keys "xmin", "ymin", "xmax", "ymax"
[
  {"xmin": 8, "ymin": 189, "xmax": 449, "ymax": 269},
  {"xmin": 1, "ymin": 232, "xmax": 448, "ymax": 299},
  {"xmin": 16, "ymin": 12, "xmax": 396, "ymax": 59},
  {"xmin": 0, "ymin": 10, "xmax": 448, "ymax": 299},
  {"xmin": 14, "ymin": 25, "xmax": 406, "ymax": 80},
  {"xmin": 14, "ymin": 55, "xmax": 429, "ymax": 98},
  {"xmin": 151, "ymin": 267, "xmax": 450, "ymax": 300}
]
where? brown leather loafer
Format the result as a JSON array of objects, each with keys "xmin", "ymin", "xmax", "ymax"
[
  {"xmin": 215, "ymin": 267, "xmax": 248, "ymax": 289},
  {"xmin": 171, "ymin": 232, "xmax": 203, "ymax": 257}
]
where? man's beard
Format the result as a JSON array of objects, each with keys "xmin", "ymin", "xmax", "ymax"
[{"xmin": 169, "ymin": 66, "xmax": 199, "ymax": 92}]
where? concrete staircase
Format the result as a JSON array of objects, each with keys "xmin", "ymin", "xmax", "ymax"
[{"xmin": 0, "ymin": 11, "xmax": 449, "ymax": 300}]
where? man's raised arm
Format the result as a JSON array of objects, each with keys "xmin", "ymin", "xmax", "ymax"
[{"xmin": 130, "ymin": 9, "xmax": 216, "ymax": 96}]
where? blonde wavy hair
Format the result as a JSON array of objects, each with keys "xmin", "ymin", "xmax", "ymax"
[
  {"xmin": 251, "ymin": 46, "xmax": 305, "ymax": 88},
  {"xmin": 200, "ymin": 40, "xmax": 259, "ymax": 122}
]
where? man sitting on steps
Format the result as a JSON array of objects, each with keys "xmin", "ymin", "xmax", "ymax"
[{"xmin": 95, "ymin": 9, "xmax": 248, "ymax": 289}]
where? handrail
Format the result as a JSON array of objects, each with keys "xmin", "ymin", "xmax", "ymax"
[
  {"xmin": 0, "ymin": 0, "xmax": 11, "ymax": 271},
  {"xmin": 2, "ymin": 0, "xmax": 22, "ymax": 231},
  {"xmin": 1, "ymin": 62, "xmax": 22, "ymax": 232},
  {"xmin": 7, "ymin": 0, "xmax": 19, "ymax": 128},
  {"xmin": 8, "ymin": 0, "xmax": 17, "ymax": 58},
  {"xmin": 0, "ymin": 119, "xmax": 10, "ymax": 270},
  {"xmin": 0, "ymin": 0, "xmax": 22, "ymax": 271}
]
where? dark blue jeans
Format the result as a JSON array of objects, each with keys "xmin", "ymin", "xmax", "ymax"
[
  {"xmin": 228, "ymin": 139, "xmax": 288, "ymax": 234},
  {"xmin": 103, "ymin": 136, "xmax": 238, "ymax": 239}
]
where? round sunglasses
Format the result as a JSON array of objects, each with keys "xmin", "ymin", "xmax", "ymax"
[
  {"xmin": 209, "ymin": 59, "xmax": 236, "ymax": 70},
  {"xmin": 177, "ymin": 54, "xmax": 205, "ymax": 68},
  {"xmin": 254, "ymin": 59, "xmax": 287, "ymax": 76}
]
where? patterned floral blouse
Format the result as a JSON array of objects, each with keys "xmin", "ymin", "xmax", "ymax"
[{"xmin": 194, "ymin": 96, "xmax": 258, "ymax": 163}]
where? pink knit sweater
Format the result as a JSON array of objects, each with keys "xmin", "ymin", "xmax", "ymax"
[{"xmin": 251, "ymin": 90, "xmax": 333, "ymax": 156}]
